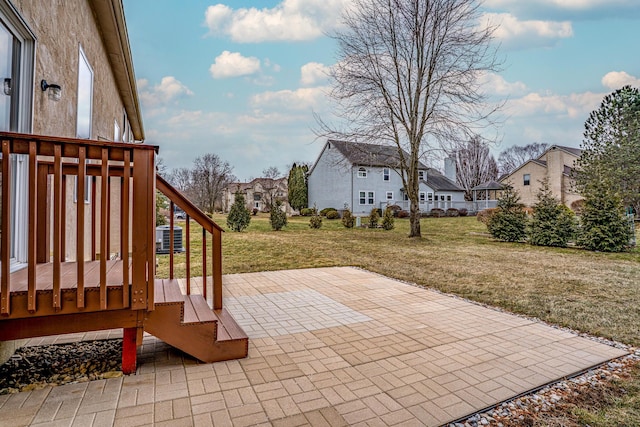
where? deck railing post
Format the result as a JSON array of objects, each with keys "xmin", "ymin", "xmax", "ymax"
[
  {"xmin": 131, "ymin": 148, "xmax": 151, "ymax": 311},
  {"xmin": 76, "ymin": 147, "xmax": 86, "ymax": 308},
  {"xmin": 213, "ymin": 229, "xmax": 222, "ymax": 310},
  {"xmin": 27, "ymin": 141, "xmax": 38, "ymax": 312}
]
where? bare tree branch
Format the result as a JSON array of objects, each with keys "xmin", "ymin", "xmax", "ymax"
[{"xmin": 318, "ymin": 0, "xmax": 501, "ymax": 237}]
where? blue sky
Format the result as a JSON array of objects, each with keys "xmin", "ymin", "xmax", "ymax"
[{"xmin": 123, "ymin": 0, "xmax": 640, "ymax": 181}]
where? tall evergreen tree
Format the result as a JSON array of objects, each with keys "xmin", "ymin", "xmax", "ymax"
[
  {"xmin": 226, "ymin": 192, "xmax": 251, "ymax": 232},
  {"xmin": 575, "ymin": 85, "xmax": 640, "ymax": 215},
  {"xmin": 287, "ymin": 164, "xmax": 308, "ymax": 212}
]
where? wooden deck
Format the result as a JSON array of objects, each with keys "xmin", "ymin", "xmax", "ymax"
[
  {"xmin": 1, "ymin": 132, "xmax": 246, "ymax": 371},
  {"xmin": 7, "ymin": 260, "xmax": 129, "ymax": 292}
]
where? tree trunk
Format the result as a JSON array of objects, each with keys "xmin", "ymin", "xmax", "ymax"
[{"xmin": 408, "ymin": 200, "xmax": 421, "ymax": 237}]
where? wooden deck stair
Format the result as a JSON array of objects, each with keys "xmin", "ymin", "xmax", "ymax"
[{"xmin": 144, "ymin": 279, "xmax": 248, "ymax": 363}]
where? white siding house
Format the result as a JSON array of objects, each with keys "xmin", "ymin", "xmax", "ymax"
[{"xmin": 308, "ymin": 140, "xmax": 465, "ymax": 215}]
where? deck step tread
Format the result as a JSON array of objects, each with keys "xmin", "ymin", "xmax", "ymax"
[
  {"xmin": 187, "ymin": 295, "xmax": 216, "ymax": 323},
  {"xmin": 154, "ymin": 278, "xmax": 183, "ymax": 304},
  {"xmin": 214, "ymin": 308, "xmax": 248, "ymax": 342}
]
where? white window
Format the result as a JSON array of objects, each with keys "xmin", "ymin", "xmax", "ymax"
[
  {"xmin": 357, "ymin": 167, "xmax": 367, "ymax": 178},
  {"xmin": 76, "ymin": 46, "xmax": 93, "ymax": 139},
  {"xmin": 440, "ymin": 195, "xmax": 445, "ymax": 201},
  {"xmin": 359, "ymin": 191, "xmax": 374, "ymax": 205},
  {"xmin": 386, "ymin": 191, "xmax": 393, "ymax": 200},
  {"xmin": 383, "ymin": 168, "xmax": 390, "ymax": 181},
  {"xmin": 1, "ymin": 3, "xmax": 35, "ymax": 268},
  {"xmin": 446, "ymin": 195, "xmax": 452, "ymax": 202},
  {"xmin": 419, "ymin": 192, "xmax": 426, "ymax": 203},
  {"xmin": 427, "ymin": 193, "xmax": 433, "ymax": 202},
  {"xmin": 114, "ymin": 120, "xmax": 121, "ymax": 142},
  {"xmin": 523, "ymin": 174, "xmax": 531, "ymax": 186},
  {"xmin": 418, "ymin": 170, "xmax": 425, "ymax": 180}
]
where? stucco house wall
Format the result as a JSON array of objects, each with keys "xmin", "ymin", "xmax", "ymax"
[{"xmin": 10, "ymin": 0, "xmax": 142, "ymax": 260}]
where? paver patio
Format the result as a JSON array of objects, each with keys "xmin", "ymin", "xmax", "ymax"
[{"xmin": 0, "ymin": 267, "xmax": 628, "ymax": 426}]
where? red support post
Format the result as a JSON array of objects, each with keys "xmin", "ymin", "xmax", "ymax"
[{"xmin": 122, "ymin": 327, "xmax": 138, "ymax": 375}]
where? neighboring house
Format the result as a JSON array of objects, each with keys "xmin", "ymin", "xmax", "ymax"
[
  {"xmin": 223, "ymin": 177, "xmax": 295, "ymax": 214},
  {"xmin": 499, "ymin": 145, "xmax": 583, "ymax": 208},
  {"xmin": 307, "ymin": 140, "xmax": 465, "ymax": 215}
]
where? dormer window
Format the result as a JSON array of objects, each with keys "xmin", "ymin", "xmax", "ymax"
[
  {"xmin": 418, "ymin": 170, "xmax": 425, "ymax": 180},
  {"xmin": 357, "ymin": 167, "xmax": 367, "ymax": 178}
]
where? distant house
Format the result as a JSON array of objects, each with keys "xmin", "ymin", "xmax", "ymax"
[
  {"xmin": 223, "ymin": 177, "xmax": 295, "ymax": 214},
  {"xmin": 307, "ymin": 140, "xmax": 465, "ymax": 215},
  {"xmin": 499, "ymin": 145, "xmax": 583, "ymax": 208}
]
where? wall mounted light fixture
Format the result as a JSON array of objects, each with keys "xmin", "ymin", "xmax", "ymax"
[{"xmin": 41, "ymin": 79, "xmax": 62, "ymax": 101}]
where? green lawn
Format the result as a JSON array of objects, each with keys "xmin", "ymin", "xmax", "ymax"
[{"xmin": 156, "ymin": 214, "xmax": 640, "ymax": 425}]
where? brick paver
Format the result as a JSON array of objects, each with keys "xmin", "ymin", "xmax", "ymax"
[{"xmin": 5, "ymin": 267, "xmax": 628, "ymax": 426}]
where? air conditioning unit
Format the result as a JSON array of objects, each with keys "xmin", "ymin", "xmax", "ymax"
[{"xmin": 155, "ymin": 225, "xmax": 185, "ymax": 254}]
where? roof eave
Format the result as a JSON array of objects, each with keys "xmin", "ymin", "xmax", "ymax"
[{"xmin": 90, "ymin": 0, "xmax": 144, "ymax": 141}]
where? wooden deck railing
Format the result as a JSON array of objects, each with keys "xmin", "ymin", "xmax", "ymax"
[
  {"xmin": 0, "ymin": 131, "xmax": 157, "ymax": 316},
  {"xmin": 156, "ymin": 175, "xmax": 224, "ymax": 310}
]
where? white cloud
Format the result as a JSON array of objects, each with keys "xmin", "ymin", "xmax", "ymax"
[
  {"xmin": 479, "ymin": 72, "xmax": 527, "ymax": 96},
  {"xmin": 480, "ymin": 13, "xmax": 573, "ymax": 49},
  {"xmin": 209, "ymin": 51, "xmax": 261, "ymax": 79},
  {"xmin": 300, "ymin": 62, "xmax": 331, "ymax": 86},
  {"xmin": 506, "ymin": 91, "xmax": 603, "ymax": 119},
  {"xmin": 250, "ymin": 87, "xmax": 329, "ymax": 111},
  {"xmin": 601, "ymin": 71, "xmax": 640, "ymax": 90},
  {"xmin": 204, "ymin": 0, "xmax": 347, "ymax": 42},
  {"xmin": 138, "ymin": 76, "xmax": 193, "ymax": 107}
]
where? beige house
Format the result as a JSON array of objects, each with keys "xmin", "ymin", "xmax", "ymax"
[
  {"xmin": 500, "ymin": 145, "xmax": 583, "ymax": 208},
  {"xmin": 223, "ymin": 177, "xmax": 295, "ymax": 214}
]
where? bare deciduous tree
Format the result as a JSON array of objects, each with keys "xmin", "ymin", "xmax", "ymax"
[
  {"xmin": 191, "ymin": 154, "xmax": 235, "ymax": 214},
  {"xmin": 450, "ymin": 136, "xmax": 499, "ymax": 201},
  {"xmin": 320, "ymin": 0, "xmax": 500, "ymax": 237},
  {"xmin": 498, "ymin": 142, "xmax": 549, "ymax": 175}
]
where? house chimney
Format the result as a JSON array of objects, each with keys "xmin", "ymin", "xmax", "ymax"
[{"xmin": 444, "ymin": 156, "xmax": 456, "ymax": 182}]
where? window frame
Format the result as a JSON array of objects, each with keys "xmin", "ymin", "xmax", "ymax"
[
  {"xmin": 386, "ymin": 191, "xmax": 393, "ymax": 200},
  {"xmin": 0, "ymin": 1, "xmax": 35, "ymax": 270},
  {"xmin": 418, "ymin": 170, "xmax": 425, "ymax": 180},
  {"xmin": 383, "ymin": 168, "xmax": 390, "ymax": 181},
  {"xmin": 523, "ymin": 174, "xmax": 531, "ymax": 186},
  {"xmin": 357, "ymin": 167, "xmax": 367, "ymax": 178},
  {"xmin": 419, "ymin": 191, "xmax": 426, "ymax": 203},
  {"xmin": 76, "ymin": 45, "xmax": 94, "ymax": 139},
  {"xmin": 359, "ymin": 191, "xmax": 375, "ymax": 205}
]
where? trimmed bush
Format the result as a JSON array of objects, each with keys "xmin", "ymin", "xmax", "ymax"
[
  {"xmin": 326, "ymin": 210, "xmax": 340, "ymax": 219},
  {"xmin": 458, "ymin": 208, "xmax": 468, "ymax": 217},
  {"xmin": 309, "ymin": 207, "xmax": 323, "ymax": 229},
  {"xmin": 320, "ymin": 207, "xmax": 337, "ymax": 216},
  {"xmin": 227, "ymin": 192, "xmax": 251, "ymax": 232},
  {"xmin": 252, "ymin": 208, "xmax": 259, "ymax": 216},
  {"xmin": 269, "ymin": 201, "xmax": 288, "ymax": 231},
  {"xmin": 387, "ymin": 205, "xmax": 402, "ymax": 217},
  {"xmin": 368, "ymin": 207, "xmax": 379, "ymax": 228},
  {"xmin": 430, "ymin": 208, "xmax": 445, "ymax": 218},
  {"xmin": 397, "ymin": 210, "xmax": 409, "ymax": 218},
  {"xmin": 342, "ymin": 209, "xmax": 355, "ymax": 228},
  {"xmin": 382, "ymin": 206, "xmax": 395, "ymax": 230},
  {"xmin": 446, "ymin": 208, "xmax": 460, "ymax": 217},
  {"xmin": 300, "ymin": 207, "xmax": 312, "ymax": 216}
]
